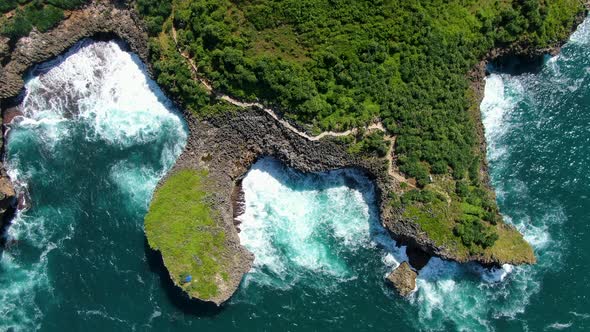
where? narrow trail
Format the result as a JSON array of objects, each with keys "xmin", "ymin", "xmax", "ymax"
[{"xmin": 171, "ymin": 27, "xmax": 413, "ymax": 187}]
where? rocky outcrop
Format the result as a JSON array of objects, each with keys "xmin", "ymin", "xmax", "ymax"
[
  {"xmin": 386, "ymin": 262, "xmax": 417, "ymax": 297},
  {"xmin": 162, "ymin": 107, "xmax": 391, "ymax": 304},
  {"xmin": 0, "ymin": 175, "xmax": 16, "ymax": 215},
  {"xmin": 0, "ymin": 169, "xmax": 17, "ymax": 248},
  {"xmin": 0, "ymin": 0, "xmax": 148, "ymax": 100},
  {"xmin": 0, "ymin": 0, "xmax": 147, "ymax": 246}
]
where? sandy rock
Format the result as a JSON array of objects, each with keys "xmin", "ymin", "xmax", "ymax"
[{"xmin": 386, "ymin": 262, "xmax": 417, "ymax": 297}]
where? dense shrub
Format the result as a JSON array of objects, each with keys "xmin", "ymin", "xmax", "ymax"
[
  {"xmin": 137, "ymin": 0, "xmax": 583, "ymax": 252},
  {"xmin": 144, "ymin": 0, "xmax": 582, "ymax": 191},
  {"xmin": 0, "ymin": 0, "xmax": 91, "ymax": 40},
  {"xmin": 349, "ymin": 132, "xmax": 390, "ymax": 158},
  {"xmin": 136, "ymin": 0, "xmax": 172, "ymax": 35},
  {"xmin": 46, "ymin": 0, "xmax": 86, "ymax": 9},
  {"xmin": 454, "ymin": 218, "xmax": 499, "ymax": 249},
  {"xmin": 0, "ymin": 0, "xmax": 19, "ymax": 13}
]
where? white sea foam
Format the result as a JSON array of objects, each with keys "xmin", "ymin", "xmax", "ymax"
[
  {"xmin": 18, "ymin": 40, "xmax": 187, "ymax": 149},
  {"xmin": 1, "ymin": 40, "xmax": 187, "ymax": 331},
  {"xmin": 109, "ymin": 161, "xmax": 160, "ymax": 209},
  {"xmin": 480, "ymin": 74, "xmax": 525, "ymax": 163},
  {"xmin": 0, "ymin": 239, "xmax": 57, "ymax": 331},
  {"xmin": 569, "ymin": 16, "xmax": 590, "ymax": 44},
  {"xmin": 237, "ymin": 158, "xmax": 407, "ymax": 288},
  {"xmin": 546, "ymin": 322, "xmax": 573, "ymax": 330}
]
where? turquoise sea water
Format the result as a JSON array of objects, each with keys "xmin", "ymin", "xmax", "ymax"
[{"xmin": 2, "ymin": 17, "xmax": 590, "ymax": 331}]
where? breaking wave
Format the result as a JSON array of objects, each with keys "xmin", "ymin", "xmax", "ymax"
[{"xmin": 1, "ymin": 40, "xmax": 187, "ymax": 331}]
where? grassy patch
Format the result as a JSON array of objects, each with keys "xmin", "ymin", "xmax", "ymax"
[
  {"xmin": 145, "ymin": 169, "xmax": 227, "ymax": 300},
  {"xmin": 403, "ymin": 201, "xmax": 470, "ymax": 260},
  {"xmin": 401, "ymin": 176, "xmax": 534, "ymax": 263}
]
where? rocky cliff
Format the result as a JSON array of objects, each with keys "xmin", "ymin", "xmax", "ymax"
[
  {"xmin": 1, "ymin": 0, "xmax": 587, "ymax": 304},
  {"xmin": 0, "ymin": 1, "xmax": 148, "ymax": 100}
]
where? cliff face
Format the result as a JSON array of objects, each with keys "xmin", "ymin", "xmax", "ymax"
[
  {"xmin": 0, "ymin": 1, "xmax": 148, "ymax": 100},
  {"xmin": 0, "ymin": 0, "xmax": 586, "ymax": 303}
]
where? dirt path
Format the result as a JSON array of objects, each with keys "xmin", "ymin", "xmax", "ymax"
[{"xmin": 171, "ymin": 26, "xmax": 413, "ymax": 186}]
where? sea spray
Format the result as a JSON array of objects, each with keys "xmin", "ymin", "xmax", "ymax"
[
  {"xmin": 237, "ymin": 157, "xmax": 407, "ymax": 289},
  {"xmin": 1, "ymin": 40, "xmax": 187, "ymax": 331}
]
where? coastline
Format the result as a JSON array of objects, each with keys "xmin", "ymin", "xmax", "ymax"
[
  {"xmin": 468, "ymin": 8, "xmax": 589, "ymax": 192},
  {"xmin": 0, "ymin": 0, "xmax": 587, "ymax": 304}
]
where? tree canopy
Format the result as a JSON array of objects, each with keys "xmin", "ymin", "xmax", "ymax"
[{"xmin": 138, "ymin": 0, "xmax": 583, "ymax": 253}]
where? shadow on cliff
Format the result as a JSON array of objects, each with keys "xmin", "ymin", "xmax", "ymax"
[
  {"xmin": 144, "ymin": 237, "xmax": 225, "ymax": 317},
  {"xmin": 487, "ymin": 53, "xmax": 549, "ymax": 75}
]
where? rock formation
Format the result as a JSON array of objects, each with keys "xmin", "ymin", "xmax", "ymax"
[{"xmin": 386, "ymin": 262, "xmax": 417, "ymax": 297}]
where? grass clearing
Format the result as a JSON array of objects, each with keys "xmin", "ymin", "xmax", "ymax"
[{"xmin": 145, "ymin": 169, "xmax": 228, "ymax": 300}]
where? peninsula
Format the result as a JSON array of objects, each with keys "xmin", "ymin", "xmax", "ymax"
[{"xmin": 0, "ymin": 0, "xmax": 586, "ymax": 305}]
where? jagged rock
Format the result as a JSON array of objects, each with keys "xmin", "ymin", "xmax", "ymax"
[
  {"xmin": 386, "ymin": 262, "xmax": 417, "ymax": 297},
  {"xmin": 0, "ymin": 37, "xmax": 10, "ymax": 62},
  {"xmin": 0, "ymin": 0, "xmax": 148, "ymax": 99},
  {"xmin": 0, "ymin": 176, "xmax": 15, "ymax": 211},
  {"xmin": 162, "ymin": 108, "xmax": 388, "ymax": 304},
  {"xmin": 0, "ymin": 171, "xmax": 17, "ymax": 246}
]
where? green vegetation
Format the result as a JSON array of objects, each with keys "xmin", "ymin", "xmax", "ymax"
[
  {"xmin": 348, "ymin": 131, "xmax": 390, "ymax": 158},
  {"xmin": 139, "ymin": 0, "xmax": 583, "ymax": 183},
  {"xmin": 0, "ymin": 0, "xmax": 89, "ymax": 40},
  {"xmin": 136, "ymin": 0, "xmax": 583, "ymax": 261},
  {"xmin": 145, "ymin": 169, "xmax": 229, "ymax": 300},
  {"xmin": 398, "ymin": 176, "xmax": 533, "ymax": 262}
]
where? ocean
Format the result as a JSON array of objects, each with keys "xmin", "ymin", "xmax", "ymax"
[{"xmin": 1, "ymin": 17, "xmax": 590, "ymax": 331}]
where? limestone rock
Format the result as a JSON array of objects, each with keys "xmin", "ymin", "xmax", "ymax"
[
  {"xmin": 0, "ymin": 1, "xmax": 148, "ymax": 99},
  {"xmin": 386, "ymin": 262, "xmax": 417, "ymax": 297}
]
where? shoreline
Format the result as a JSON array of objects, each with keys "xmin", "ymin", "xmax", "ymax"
[
  {"xmin": 231, "ymin": 177, "xmax": 245, "ymax": 232},
  {"xmin": 468, "ymin": 9, "xmax": 589, "ymax": 192},
  {"xmin": 1, "ymin": 0, "xmax": 587, "ymax": 304}
]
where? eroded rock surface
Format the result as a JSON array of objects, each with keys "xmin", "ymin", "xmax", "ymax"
[
  {"xmin": 386, "ymin": 262, "xmax": 417, "ymax": 297},
  {"xmin": 163, "ymin": 107, "xmax": 390, "ymax": 304},
  {"xmin": 0, "ymin": 0, "xmax": 147, "ymax": 99}
]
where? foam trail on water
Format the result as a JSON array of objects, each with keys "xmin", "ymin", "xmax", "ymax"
[
  {"xmin": 409, "ymin": 53, "xmax": 572, "ymax": 331},
  {"xmin": 569, "ymin": 17, "xmax": 590, "ymax": 44},
  {"xmin": 1, "ymin": 40, "xmax": 187, "ymax": 331},
  {"xmin": 237, "ymin": 158, "xmax": 407, "ymax": 290}
]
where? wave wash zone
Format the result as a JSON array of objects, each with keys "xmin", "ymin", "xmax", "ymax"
[
  {"xmin": 3, "ymin": 18, "xmax": 590, "ymax": 330},
  {"xmin": 1, "ymin": 40, "xmax": 188, "ymax": 331}
]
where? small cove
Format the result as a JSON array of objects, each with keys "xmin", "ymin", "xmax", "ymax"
[{"xmin": 1, "ymin": 16, "xmax": 590, "ymax": 330}]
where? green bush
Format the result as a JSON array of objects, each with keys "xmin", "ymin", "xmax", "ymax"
[
  {"xmin": 1, "ymin": 9, "xmax": 33, "ymax": 39},
  {"xmin": 139, "ymin": 0, "xmax": 583, "ymax": 191},
  {"xmin": 0, "ymin": 0, "xmax": 19, "ymax": 13},
  {"xmin": 1, "ymin": 2, "xmax": 68, "ymax": 39},
  {"xmin": 136, "ymin": 0, "xmax": 172, "ymax": 35},
  {"xmin": 349, "ymin": 132, "xmax": 390, "ymax": 157},
  {"xmin": 454, "ymin": 218, "xmax": 499, "ymax": 249},
  {"xmin": 46, "ymin": 0, "xmax": 86, "ymax": 9},
  {"xmin": 401, "ymin": 189, "xmax": 444, "ymax": 205},
  {"xmin": 27, "ymin": 4, "xmax": 64, "ymax": 32}
]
